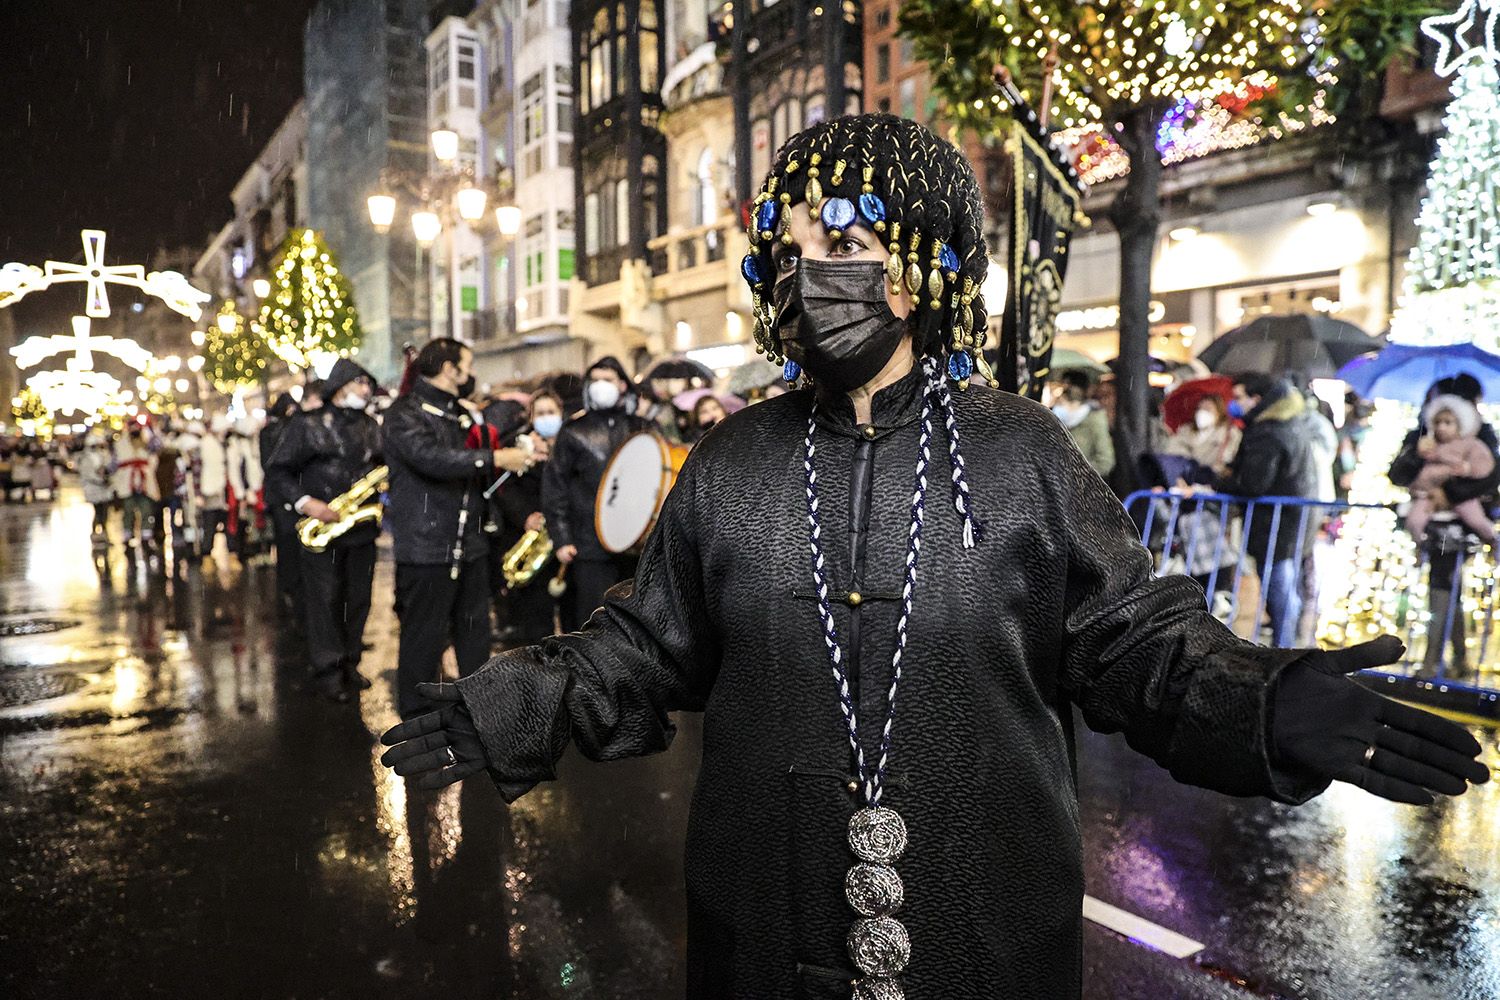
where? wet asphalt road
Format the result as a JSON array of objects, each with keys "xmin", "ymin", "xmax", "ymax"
[{"xmin": 2, "ymin": 485, "xmax": 1498, "ymax": 999}]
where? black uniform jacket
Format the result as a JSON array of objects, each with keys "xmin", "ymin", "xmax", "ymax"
[
  {"xmin": 1216, "ymin": 389, "xmax": 1322, "ymax": 561},
  {"xmin": 381, "ymin": 380, "xmax": 495, "ymax": 566},
  {"xmin": 264, "ymin": 404, "xmax": 381, "ymax": 548},
  {"xmin": 540, "ymin": 407, "xmax": 652, "ymax": 561},
  {"xmin": 456, "ymin": 366, "xmax": 1325, "ymax": 999}
]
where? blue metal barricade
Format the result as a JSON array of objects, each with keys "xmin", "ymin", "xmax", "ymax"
[{"xmin": 1122, "ymin": 489, "xmax": 1500, "ymax": 706}]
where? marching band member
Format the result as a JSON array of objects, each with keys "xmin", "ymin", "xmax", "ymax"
[
  {"xmin": 265, "ymin": 359, "xmax": 382, "ymax": 703},
  {"xmin": 494, "ymin": 390, "xmax": 565, "ymax": 647},
  {"xmin": 381, "ymin": 338, "xmax": 533, "ymax": 719},
  {"xmin": 541, "ymin": 356, "xmax": 651, "ymax": 631},
  {"xmin": 114, "ymin": 423, "xmax": 159, "ymax": 550},
  {"xmin": 260, "ymin": 392, "xmax": 305, "ymax": 619}
]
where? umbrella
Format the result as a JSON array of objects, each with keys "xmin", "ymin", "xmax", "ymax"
[
  {"xmin": 1197, "ymin": 314, "xmax": 1381, "ymax": 380},
  {"xmin": 1046, "ymin": 347, "xmax": 1109, "ymax": 376},
  {"xmin": 1337, "ymin": 342, "xmax": 1500, "ymax": 404},
  {"xmin": 1161, "ymin": 375, "xmax": 1235, "ymax": 433},
  {"xmin": 673, "ymin": 388, "xmax": 747, "ymax": 415},
  {"xmin": 640, "ymin": 356, "xmax": 717, "ymax": 385},
  {"xmin": 726, "ymin": 359, "xmax": 784, "ymax": 396}
]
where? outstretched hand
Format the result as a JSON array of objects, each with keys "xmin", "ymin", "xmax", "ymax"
[
  {"xmin": 1272, "ymin": 636, "xmax": 1490, "ymax": 804},
  {"xmin": 379, "ymin": 682, "xmax": 489, "ymax": 789}
]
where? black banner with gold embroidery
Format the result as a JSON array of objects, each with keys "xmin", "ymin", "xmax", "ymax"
[{"xmin": 998, "ymin": 119, "xmax": 1084, "ymax": 400}]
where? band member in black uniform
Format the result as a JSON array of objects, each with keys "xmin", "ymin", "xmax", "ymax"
[
  {"xmin": 264, "ymin": 359, "xmax": 381, "ymax": 702},
  {"xmin": 381, "ymin": 338, "xmax": 534, "ymax": 719},
  {"xmin": 494, "ymin": 390, "xmax": 565, "ymax": 647},
  {"xmin": 260, "ymin": 391, "xmax": 304, "ymax": 621},
  {"xmin": 542, "ymin": 356, "xmax": 652, "ymax": 631}
]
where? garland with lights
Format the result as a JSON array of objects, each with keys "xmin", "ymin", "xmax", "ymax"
[
  {"xmin": 200, "ymin": 301, "xmax": 269, "ymax": 393},
  {"xmin": 10, "ymin": 387, "xmax": 49, "ymax": 425},
  {"xmin": 900, "ymin": 0, "xmax": 1440, "ymax": 471},
  {"xmin": 256, "ymin": 229, "xmax": 362, "ymax": 370}
]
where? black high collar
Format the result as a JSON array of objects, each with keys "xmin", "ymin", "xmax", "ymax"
[{"xmin": 813, "ymin": 362, "xmax": 927, "ymax": 441}]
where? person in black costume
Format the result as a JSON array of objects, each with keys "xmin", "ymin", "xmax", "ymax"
[
  {"xmin": 265, "ymin": 360, "xmax": 382, "ymax": 702},
  {"xmin": 380, "ymin": 115, "xmax": 1489, "ymax": 999},
  {"xmin": 261, "ymin": 391, "xmax": 304, "ymax": 620},
  {"xmin": 492, "ymin": 390, "xmax": 565, "ymax": 647},
  {"xmin": 381, "ymin": 338, "xmax": 534, "ymax": 719},
  {"xmin": 541, "ymin": 355, "xmax": 652, "ymax": 631}
]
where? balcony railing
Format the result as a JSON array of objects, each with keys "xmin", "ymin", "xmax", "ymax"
[{"xmin": 646, "ymin": 216, "xmax": 738, "ymax": 278}]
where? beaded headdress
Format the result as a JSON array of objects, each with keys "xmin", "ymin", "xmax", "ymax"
[{"xmin": 740, "ymin": 113, "xmax": 996, "ymax": 389}]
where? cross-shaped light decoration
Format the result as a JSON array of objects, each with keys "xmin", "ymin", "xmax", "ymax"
[
  {"xmin": 1423, "ymin": 0, "xmax": 1500, "ymax": 76},
  {"xmin": 0, "ymin": 229, "xmax": 211, "ymax": 320},
  {"xmin": 44, "ymin": 230, "xmax": 145, "ymax": 318},
  {"xmin": 10, "ymin": 315, "xmax": 154, "ymax": 372}
]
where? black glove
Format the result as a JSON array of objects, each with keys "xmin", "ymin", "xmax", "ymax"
[
  {"xmin": 1272, "ymin": 635, "xmax": 1490, "ymax": 804},
  {"xmin": 379, "ymin": 682, "xmax": 489, "ymax": 789}
]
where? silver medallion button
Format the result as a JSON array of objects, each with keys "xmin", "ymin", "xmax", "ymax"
[
  {"xmin": 845, "ymin": 862, "xmax": 905, "ymax": 917},
  {"xmin": 847, "ymin": 915, "xmax": 911, "ymax": 977},
  {"xmin": 852, "ymin": 977, "xmax": 905, "ymax": 1000},
  {"xmin": 847, "ymin": 806, "xmax": 908, "ymax": 864}
]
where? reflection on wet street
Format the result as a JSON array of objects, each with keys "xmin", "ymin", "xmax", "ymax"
[{"xmin": 3, "ymin": 487, "xmax": 1498, "ymax": 999}]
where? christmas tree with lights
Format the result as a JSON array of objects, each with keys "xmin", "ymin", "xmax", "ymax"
[
  {"xmin": 1387, "ymin": 59, "xmax": 1500, "ymax": 351},
  {"xmin": 256, "ymin": 229, "xmax": 362, "ymax": 370},
  {"xmin": 201, "ymin": 301, "xmax": 268, "ymax": 393},
  {"xmin": 1318, "ymin": 53, "xmax": 1500, "ymax": 662}
]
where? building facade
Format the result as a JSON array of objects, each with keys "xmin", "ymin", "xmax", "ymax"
[{"xmin": 303, "ymin": 0, "xmax": 432, "ymax": 383}]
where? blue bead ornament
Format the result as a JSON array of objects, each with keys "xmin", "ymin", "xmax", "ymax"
[
  {"xmin": 741, "ymin": 252, "xmax": 763, "ymax": 286},
  {"xmin": 783, "ymin": 359, "xmax": 802, "ymax": 383},
  {"xmin": 821, "ymin": 197, "xmax": 856, "ymax": 232},
  {"xmin": 939, "ymin": 244, "xmax": 960, "ymax": 274},
  {"xmin": 947, "ymin": 351, "xmax": 973, "ymax": 382},
  {"xmin": 755, "ymin": 199, "xmax": 779, "ymax": 235},
  {"xmin": 858, "ymin": 193, "xmax": 887, "ymax": 228}
]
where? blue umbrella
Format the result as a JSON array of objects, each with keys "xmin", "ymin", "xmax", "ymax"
[{"xmin": 1337, "ymin": 342, "xmax": 1500, "ymax": 403}]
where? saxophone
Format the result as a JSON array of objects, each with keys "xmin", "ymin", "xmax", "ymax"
[
  {"xmin": 298, "ymin": 465, "xmax": 389, "ymax": 552},
  {"xmin": 501, "ymin": 525, "xmax": 554, "ymax": 587}
]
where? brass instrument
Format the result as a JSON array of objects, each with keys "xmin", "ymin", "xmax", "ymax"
[
  {"xmin": 297, "ymin": 465, "xmax": 389, "ymax": 552},
  {"xmin": 501, "ymin": 525, "xmax": 553, "ymax": 587}
]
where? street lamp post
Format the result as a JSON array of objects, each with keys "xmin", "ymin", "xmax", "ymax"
[{"xmin": 366, "ymin": 127, "xmax": 517, "ymax": 343}]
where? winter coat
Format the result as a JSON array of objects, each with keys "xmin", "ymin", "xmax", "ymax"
[
  {"xmin": 260, "ymin": 419, "xmax": 292, "ymax": 508},
  {"xmin": 1217, "ymin": 388, "xmax": 1321, "ymax": 562},
  {"xmin": 78, "ymin": 448, "xmax": 115, "ymax": 504},
  {"xmin": 154, "ymin": 444, "xmax": 181, "ymax": 501},
  {"xmin": 199, "ymin": 435, "xmax": 229, "ymax": 510},
  {"xmin": 1302, "ymin": 404, "xmax": 1338, "ymax": 503},
  {"xmin": 455, "ymin": 365, "xmax": 1321, "ymax": 999},
  {"xmin": 113, "ymin": 438, "xmax": 159, "ymax": 501},
  {"xmin": 265, "ymin": 404, "xmax": 383, "ymax": 549},
  {"xmin": 1411, "ymin": 436, "xmax": 1495, "ymax": 492},
  {"xmin": 496, "ymin": 461, "xmax": 545, "ymax": 556},
  {"xmin": 226, "ymin": 433, "xmax": 262, "ymax": 500},
  {"xmin": 1162, "ymin": 421, "xmax": 1242, "ymax": 477},
  {"xmin": 540, "ymin": 406, "xmax": 653, "ymax": 561},
  {"xmin": 1058, "ymin": 404, "xmax": 1115, "ymax": 478},
  {"xmin": 381, "ymin": 379, "xmax": 496, "ymax": 566}
]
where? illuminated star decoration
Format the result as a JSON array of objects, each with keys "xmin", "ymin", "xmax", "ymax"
[
  {"xmin": 0, "ymin": 229, "xmax": 211, "ymax": 320},
  {"xmin": 10, "ymin": 315, "xmax": 154, "ymax": 372},
  {"xmin": 1422, "ymin": 0, "xmax": 1500, "ymax": 76}
]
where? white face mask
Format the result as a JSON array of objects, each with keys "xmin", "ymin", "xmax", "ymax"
[
  {"xmin": 587, "ymin": 380, "xmax": 621, "ymax": 410},
  {"xmin": 1194, "ymin": 409, "xmax": 1217, "ymax": 431},
  {"xmin": 340, "ymin": 394, "xmax": 369, "ymax": 410}
]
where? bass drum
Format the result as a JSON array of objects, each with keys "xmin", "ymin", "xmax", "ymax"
[{"xmin": 595, "ymin": 431, "xmax": 690, "ymax": 554}]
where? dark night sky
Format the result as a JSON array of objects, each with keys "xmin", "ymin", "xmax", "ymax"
[{"xmin": 0, "ymin": 0, "xmax": 316, "ymax": 334}]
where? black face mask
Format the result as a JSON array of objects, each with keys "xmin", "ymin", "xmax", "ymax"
[
  {"xmin": 456, "ymin": 375, "xmax": 477, "ymax": 399},
  {"xmin": 772, "ymin": 258, "xmax": 908, "ymax": 393}
]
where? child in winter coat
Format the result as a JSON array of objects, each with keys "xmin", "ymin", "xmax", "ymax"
[{"xmin": 1406, "ymin": 393, "xmax": 1497, "ymax": 544}]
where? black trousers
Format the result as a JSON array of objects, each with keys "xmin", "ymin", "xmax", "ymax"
[
  {"xmin": 301, "ymin": 541, "xmax": 377, "ymax": 685},
  {"xmin": 395, "ymin": 559, "xmax": 491, "ymax": 718},
  {"xmin": 560, "ymin": 555, "xmax": 636, "ymax": 633},
  {"xmin": 271, "ymin": 508, "xmax": 303, "ymax": 611}
]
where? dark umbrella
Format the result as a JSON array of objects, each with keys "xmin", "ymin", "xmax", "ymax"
[
  {"xmin": 1197, "ymin": 314, "xmax": 1380, "ymax": 380},
  {"xmin": 640, "ymin": 356, "xmax": 717, "ymax": 385},
  {"xmin": 1337, "ymin": 342, "xmax": 1500, "ymax": 404}
]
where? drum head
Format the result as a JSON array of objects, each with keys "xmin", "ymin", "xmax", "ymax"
[{"xmin": 596, "ymin": 432, "xmax": 670, "ymax": 553}]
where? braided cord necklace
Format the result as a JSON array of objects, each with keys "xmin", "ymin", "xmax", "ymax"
[{"xmin": 802, "ymin": 359, "xmax": 942, "ymax": 999}]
